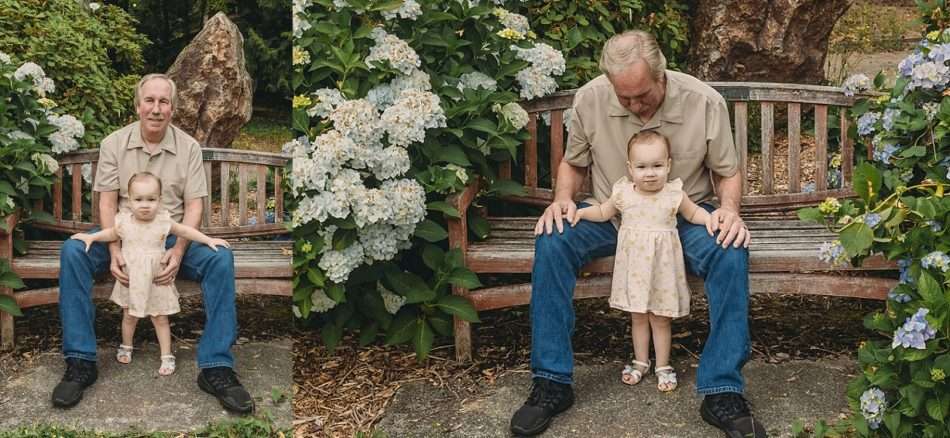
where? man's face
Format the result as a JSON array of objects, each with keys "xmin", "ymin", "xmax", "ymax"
[
  {"xmin": 136, "ymin": 78, "xmax": 174, "ymax": 140},
  {"xmin": 608, "ymin": 61, "xmax": 665, "ymax": 121}
]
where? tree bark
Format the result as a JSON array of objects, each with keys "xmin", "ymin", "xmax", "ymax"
[{"xmin": 687, "ymin": 0, "xmax": 853, "ymax": 84}]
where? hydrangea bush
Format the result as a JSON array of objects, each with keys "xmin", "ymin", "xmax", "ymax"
[
  {"xmin": 292, "ymin": 0, "xmax": 565, "ymax": 359},
  {"xmin": 798, "ymin": 19, "xmax": 950, "ymax": 436},
  {"xmin": 0, "ymin": 54, "xmax": 87, "ymax": 317}
]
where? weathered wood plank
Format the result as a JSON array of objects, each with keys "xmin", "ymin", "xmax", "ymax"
[
  {"xmin": 787, "ymin": 103, "xmax": 801, "ymax": 193},
  {"xmin": 550, "ymin": 110, "xmax": 564, "ymax": 187},
  {"xmin": 71, "ymin": 164, "xmax": 82, "ymax": 221},
  {"xmin": 221, "ymin": 162, "xmax": 231, "ymax": 227},
  {"xmin": 257, "ymin": 165, "xmax": 267, "ymax": 225},
  {"xmin": 760, "ymin": 102, "xmax": 775, "ymax": 194},
  {"xmin": 54, "ymin": 168, "xmax": 63, "ymax": 221},
  {"xmin": 841, "ymin": 110, "xmax": 854, "ymax": 187},
  {"xmin": 524, "ymin": 113, "xmax": 538, "ymax": 188},
  {"xmin": 238, "ymin": 164, "xmax": 248, "ymax": 226},
  {"xmin": 734, "ymin": 102, "xmax": 749, "ymax": 196},
  {"xmin": 815, "ymin": 105, "xmax": 829, "ymax": 191}
]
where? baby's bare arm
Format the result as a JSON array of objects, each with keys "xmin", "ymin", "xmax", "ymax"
[
  {"xmin": 570, "ymin": 201, "xmax": 619, "ymax": 226},
  {"xmin": 70, "ymin": 228, "xmax": 119, "ymax": 251},
  {"xmin": 169, "ymin": 222, "xmax": 230, "ymax": 250},
  {"xmin": 679, "ymin": 193, "xmax": 714, "ymax": 233}
]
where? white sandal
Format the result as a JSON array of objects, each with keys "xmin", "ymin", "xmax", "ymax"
[
  {"xmin": 116, "ymin": 344, "xmax": 133, "ymax": 364},
  {"xmin": 656, "ymin": 365, "xmax": 678, "ymax": 392},
  {"xmin": 159, "ymin": 354, "xmax": 176, "ymax": 376},
  {"xmin": 621, "ymin": 359, "xmax": 651, "ymax": 385}
]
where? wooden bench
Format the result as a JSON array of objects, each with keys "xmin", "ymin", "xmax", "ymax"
[
  {"xmin": 0, "ymin": 148, "xmax": 293, "ymax": 350},
  {"xmin": 447, "ymin": 82, "xmax": 899, "ymax": 361}
]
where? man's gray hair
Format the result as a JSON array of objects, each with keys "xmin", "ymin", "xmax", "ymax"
[
  {"xmin": 133, "ymin": 73, "xmax": 177, "ymax": 109},
  {"xmin": 599, "ymin": 30, "xmax": 667, "ymax": 81}
]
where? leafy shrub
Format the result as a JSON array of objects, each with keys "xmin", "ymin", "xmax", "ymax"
[
  {"xmin": 291, "ymin": 0, "xmax": 566, "ymax": 359},
  {"xmin": 516, "ymin": 0, "xmax": 690, "ymax": 88},
  {"xmin": 798, "ymin": 11, "xmax": 950, "ymax": 435},
  {"xmin": 0, "ymin": 55, "xmax": 87, "ymax": 316},
  {"xmin": 0, "ymin": 0, "xmax": 148, "ymax": 143}
]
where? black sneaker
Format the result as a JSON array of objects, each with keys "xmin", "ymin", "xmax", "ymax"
[
  {"xmin": 509, "ymin": 377, "xmax": 575, "ymax": 436},
  {"xmin": 51, "ymin": 358, "xmax": 98, "ymax": 408},
  {"xmin": 198, "ymin": 366, "xmax": 255, "ymax": 414},
  {"xmin": 700, "ymin": 392, "xmax": 768, "ymax": 438}
]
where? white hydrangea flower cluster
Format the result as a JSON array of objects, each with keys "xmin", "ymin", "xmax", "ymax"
[
  {"xmin": 379, "ymin": 283, "xmax": 407, "ymax": 314},
  {"xmin": 0, "ymin": 51, "xmax": 10, "ymax": 64},
  {"xmin": 14, "ymin": 62, "xmax": 55, "ymax": 97},
  {"xmin": 493, "ymin": 8, "xmax": 530, "ymax": 34},
  {"xmin": 493, "ymin": 102, "xmax": 530, "ymax": 130},
  {"xmin": 366, "ymin": 69, "xmax": 431, "ymax": 110},
  {"xmin": 511, "ymin": 43, "xmax": 565, "ymax": 99},
  {"xmin": 292, "ymin": 0, "xmax": 312, "ymax": 38},
  {"xmin": 31, "ymin": 153, "xmax": 58, "ymax": 174},
  {"xmin": 458, "ymin": 71, "xmax": 498, "ymax": 93},
  {"xmin": 307, "ymin": 88, "xmax": 345, "ymax": 119},
  {"xmin": 46, "ymin": 114, "xmax": 85, "ymax": 154},
  {"xmin": 310, "ymin": 288, "xmax": 338, "ymax": 312},
  {"xmin": 381, "ymin": 89, "xmax": 447, "ymax": 146},
  {"xmin": 319, "ymin": 242, "xmax": 365, "ymax": 283},
  {"xmin": 382, "ymin": 0, "xmax": 422, "ymax": 20},
  {"xmin": 366, "ymin": 28, "xmax": 421, "ymax": 76}
]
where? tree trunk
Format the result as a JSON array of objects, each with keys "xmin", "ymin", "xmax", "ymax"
[{"xmin": 687, "ymin": 0, "xmax": 853, "ymax": 84}]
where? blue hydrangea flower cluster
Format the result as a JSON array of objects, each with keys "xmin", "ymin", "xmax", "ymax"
[
  {"xmin": 921, "ymin": 250, "xmax": 950, "ymax": 272},
  {"xmin": 926, "ymin": 220, "xmax": 942, "ymax": 232},
  {"xmin": 892, "ymin": 308, "xmax": 936, "ymax": 350},
  {"xmin": 898, "ymin": 257, "xmax": 914, "ymax": 284},
  {"xmin": 881, "ymin": 108, "xmax": 900, "ymax": 131},
  {"xmin": 863, "ymin": 212, "xmax": 882, "ymax": 228},
  {"xmin": 888, "ymin": 289, "xmax": 912, "ymax": 303},
  {"xmin": 860, "ymin": 387, "xmax": 886, "ymax": 430},
  {"xmin": 872, "ymin": 143, "xmax": 899, "ymax": 163},
  {"xmin": 857, "ymin": 112, "xmax": 880, "ymax": 136}
]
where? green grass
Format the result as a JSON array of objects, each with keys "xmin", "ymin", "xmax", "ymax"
[
  {"xmin": 0, "ymin": 414, "xmax": 290, "ymax": 438},
  {"xmin": 230, "ymin": 108, "xmax": 291, "ymax": 154}
]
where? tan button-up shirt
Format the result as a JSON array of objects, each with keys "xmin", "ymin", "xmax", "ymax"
[
  {"xmin": 565, "ymin": 71, "xmax": 739, "ymax": 208},
  {"xmin": 93, "ymin": 122, "xmax": 208, "ymax": 223}
]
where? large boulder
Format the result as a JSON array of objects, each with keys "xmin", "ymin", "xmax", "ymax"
[
  {"xmin": 167, "ymin": 12, "xmax": 252, "ymax": 148},
  {"xmin": 687, "ymin": 0, "xmax": 852, "ymax": 83}
]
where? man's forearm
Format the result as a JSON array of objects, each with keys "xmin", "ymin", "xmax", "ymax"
[
  {"xmin": 554, "ymin": 160, "xmax": 586, "ymax": 203},
  {"xmin": 174, "ymin": 198, "xmax": 204, "ymax": 250},
  {"xmin": 714, "ymin": 171, "xmax": 743, "ymax": 212}
]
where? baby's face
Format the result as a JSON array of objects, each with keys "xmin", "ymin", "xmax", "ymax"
[
  {"xmin": 128, "ymin": 178, "xmax": 161, "ymax": 221},
  {"xmin": 626, "ymin": 140, "xmax": 671, "ymax": 193}
]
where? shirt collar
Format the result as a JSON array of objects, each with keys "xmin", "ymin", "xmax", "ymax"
[
  {"xmin": 128, "ymin": 122, "xmax": 177, "ymax": 155},
  {"xmin": 607, "ymin": 70, "xmax": 685, "ymax": 127}
]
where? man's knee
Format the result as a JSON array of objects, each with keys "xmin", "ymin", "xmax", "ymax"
[
  {"xmin": 61, "ymin": 238, "xmax": 89, "ymax": 262},
  {"xmin": 717, "ymin": 245, "xmax": 749, "ymax": 271},
  {"xmin": 207, "ymin": 247, "xmax": 235, "ymax": 271},
  {"xmin": 534, "ymin": 225, "xmax": 575, "ymax": 257}
]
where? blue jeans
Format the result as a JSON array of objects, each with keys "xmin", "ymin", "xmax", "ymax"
[
  {"xmin": 59, "ymin": 230, "xmax": 238, "ymax": 369},
  {"xmin": 530, "ymin": 203, "xmax": 751, "ymax": 395}
]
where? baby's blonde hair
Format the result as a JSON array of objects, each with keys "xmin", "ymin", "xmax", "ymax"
[
  {"xmin": 127, "ymin": 171, "xmax": 163, "ymax": 195},
  {"xmin": 626, "ymin": 130, "xmax": 671, "ymax": 161}
]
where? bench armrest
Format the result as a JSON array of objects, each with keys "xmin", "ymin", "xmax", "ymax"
[
  {"xmin": 446, "ymin": 179, "xmax": 480, "ymax": 253},
  {"xmin": 1, "ymin": 211, "xmax": 18, "ymax": 257}
]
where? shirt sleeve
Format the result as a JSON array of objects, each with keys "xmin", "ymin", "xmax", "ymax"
[
  {"xmin": 93, "ymin": 136, "xmax": 120, "ymax": 192},
  {"xmin": 182, "ymin": 142, "xmax": 208, "ymax": 200},
  {"xmin": 704, "ymin": 96, "xmax": 740, "ymax": 178},
  {"xmin": 563, "ymin": 93, "xmax": 592, "ymax": 167}
]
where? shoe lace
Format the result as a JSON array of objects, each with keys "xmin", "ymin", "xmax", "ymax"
[
  {"xmin": 527, "ymin": 379, "xmax": 567, "ymax": 411},
  {"xmin": 64, "ymin": 359, "xmax": 94, "ymax": 383},
  {"xmin": 709, "ymin": 392, "xmax": 752, "ymax": 422},
  {"xmin": 205, "ymin": 367, "xmax": 240, "ymax": 389}
]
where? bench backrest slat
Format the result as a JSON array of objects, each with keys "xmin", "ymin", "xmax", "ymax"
[
  {"xmin": 34, "ymin": 148, "xmax": 290, "ymax": 237},
  {"xmin": 787, "ymin": 103, "xmax": 801, "ymax": 193},
  {"xmin": 760, "ymin": 102, "xmax": 775, "ymax": 195},
  {"xmin": 503, "ymin": 83, "xmax": 865, "ymax": 215}
]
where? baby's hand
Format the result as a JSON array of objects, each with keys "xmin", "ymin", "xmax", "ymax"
[
  {"xmin": 70, "ymin": 233, "xmax": 94, "ymax": 252},
  {"xmin": 569, "ymin": 209, "xmax": 587, "ymax": 227},
  {"xmin": 206, "ymin": 238, "xmax": 230, "ymax": 251}
]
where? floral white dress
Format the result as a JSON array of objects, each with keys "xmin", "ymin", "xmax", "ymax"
[
  {"xmin": 109, "ymin": 209, "xmax": 181, "ymax": 317},
  {"xmin": 608, "ymin": 178, "xmax": 691, "ymax": 318}
]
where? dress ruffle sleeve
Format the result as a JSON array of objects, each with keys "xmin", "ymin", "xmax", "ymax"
[{"xmin": 609, "ymin": 176, "xmax": 630, "ymax": 210}]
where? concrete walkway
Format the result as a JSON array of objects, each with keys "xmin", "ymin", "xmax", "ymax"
[
  {"xmin": 0, "ymin": 339, "xmax": 292, "ymax": 433},
  {"xmin": 377, "ymin": 357, "xmax": 856, "ymax": 437}
]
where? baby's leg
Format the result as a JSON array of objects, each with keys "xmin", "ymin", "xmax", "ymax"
[
  {"xmin": 630, "ymin": 312, "xmax": 652, "ymax": 363},
  {"xmin": 117, "ymin": 309, "xmax": 138, "ymax": 364},
  {"xmin": 648, "ymin": 313, "xmax": 673, "ymax": 367},
  {"xmin": 151, "ymin": 315, "xmax": 176, "ymax": 376},
  {"xmin": 150, "ymin": 315, "xmax": 172, "ymax": 357},
  {"xmin": 650, "ymin": 313, "xmax": 677, "ymax": 392}
]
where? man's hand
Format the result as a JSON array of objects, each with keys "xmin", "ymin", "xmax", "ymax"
[
  {"xmin": 109, "ymin": 242, "xmax": 130, "ymax": 286},
  {"xmin": 534, "ymin": 199, "xmax": 577, "ymax": 235},
  {"xmin": 708, "ymin": 207, "xmax": 751, "ymax": 248},
  {"xmin": 154, "ymin": 246, "xmax": 185, "ymax": 285}
]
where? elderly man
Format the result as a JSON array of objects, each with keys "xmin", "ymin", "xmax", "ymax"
[
  {"xmin": 52, "ymin": 74, "xmax": 253, "ymax": 414},
  {"xmin": 509, "ymin": 31, "xmax": 765, "ymax": 437}
]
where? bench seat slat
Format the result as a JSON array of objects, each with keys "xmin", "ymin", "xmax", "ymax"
[{"xmin": 12, "ymin": 241, "xmax": 292, "ymax": 279}]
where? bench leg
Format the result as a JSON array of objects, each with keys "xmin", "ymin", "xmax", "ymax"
[
  {"xmin": 452, "ymin": 285, "xmax": 473, "ymax": 362},
  {"xmin": 0, "ymin": 287, "xmax": 12, "ymax": 351}
]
